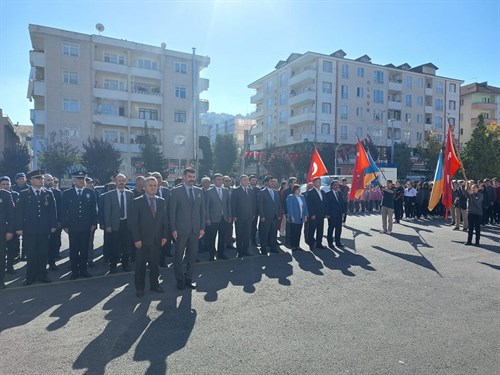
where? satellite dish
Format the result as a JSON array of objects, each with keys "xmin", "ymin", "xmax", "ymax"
[
  {"xmin": 96, "ymin": 23, "xmax": 105, "ymax": 34},
  {"xmin": 161, "ymin": 42, "xmax": 166, "ymax": 49}
]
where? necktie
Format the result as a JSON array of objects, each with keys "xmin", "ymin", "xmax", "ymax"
[
  {"xmin": 270, "ymin": 189, "xmax": 274, "ymax": 201},
  {"xmin": 36, "ymin": 190, "xmax": 40, "ymax": 197},
  {"xmin": 244, "ymin": 187, "xmax": 248, "ymax": 194},
  {"xmin": 218, "ymin": 188, "xmax": 222, "ymax": 201},
  {"xmin": 189, "ymin": 188, "xmax": 195, "ymax": 201},
  {"xmin": 120, "ymin": 191, "xmax": 125, "ymax": 218},
  {"xmin": 334, "ymin": 191, "xmax": 338, "ymax": 202},
  {"xmin": 149, "ymin": 197, "xmax": 156, "ymax": 217},
  {"xmin": 78, "ymin": 190, "xmax": 81, "ymax": 197}
]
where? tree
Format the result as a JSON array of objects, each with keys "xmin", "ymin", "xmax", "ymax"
[
  {"xmin": 198, "ymin": 136, "xmax": 213, "ymax": 178},
  {"xmin": 213, "ymin": 134, "xmax": 238, "ymax": 175},
  {"xmin": 81, "ymin": 137, "xmax": 122, "ymax": 185},
  {"xmin": 393, "ymin": 142, "xmax": 413, "ymax": 180},
  {"xmin": 462, "ymin": 115, "xmax": 500, "ymax": 180},
  {"xmin": 416, "ymin": 130, "xmax": 442, "ymax": 177},
  {"xmin": 139, "ymin": 122, "xmax": 166, "ymax": 175},
  {"xmin": 0, "ymin": 142, "xmax": 31, "ymax": 179},
  {"xmin": 363, "ymin": 135, "xmax": 379, "ymax": 162},
  {"xmin": 38, "ymin": 131, "xmax": 80, "ymax": 178},
  {"xmin": 263, "ymin": 151, "xmax": 294, "ymax": 181}
]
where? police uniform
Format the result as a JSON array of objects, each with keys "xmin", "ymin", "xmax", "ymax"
[
  {"xmin": 0, "ymin": 182, "xmax": 15, "ymax": 289},
  {"xmin": 15, "ymin": 170, "xmax": 57, "ymax": 285},
  {"xmin": 60, "ymin": 171, "xmax": 97, "ymax": 279},
  {"xmin": 6, "ymin": 189, "xmax": 20, "ymax": 273}
]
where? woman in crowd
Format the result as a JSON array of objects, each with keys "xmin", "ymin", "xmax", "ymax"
[
  {"xmin": 404, "ymin": 181, "xmax": 417, "ymax": 219},
  {"xmin": 286, "ymin": 184, "xmax": 309, "ymax": 251}
]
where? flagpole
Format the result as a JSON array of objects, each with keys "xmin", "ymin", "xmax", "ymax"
[
  {"xmin": 356, "ymin": 133, "xmax": 387, "ymax": 184},
  {"xmin": 447, "ymin": 120, "xmax": 468, "ymax": 183}
]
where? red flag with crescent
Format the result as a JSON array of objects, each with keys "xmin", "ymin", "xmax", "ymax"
[
  {"xmin": 307, "ymin": 149, "xmax": 328, "ymax": 183},
  {"xmin": 441, "ymin": 125, "xmax": 461, "ymax": 217}
]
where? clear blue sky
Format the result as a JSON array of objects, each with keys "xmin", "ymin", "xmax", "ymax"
[{"xmin": 1, "ymin": 0, "xmax": 499, "ymax": 125}]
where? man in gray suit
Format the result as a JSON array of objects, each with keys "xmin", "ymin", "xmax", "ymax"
[
  {"xmin": 104, "ymin": 173, "xmax": 134, "ymax": 273},
  {"xmin": 258, "ymin": 176, "xmax": 282, "ymax": 254},
  {"xmin": 169, "ymin": 168, "xmax": 206, "ymax": 290},
  {"xmin": 205, "ymin": 173, "xmax": 232, "ymax": 261}
]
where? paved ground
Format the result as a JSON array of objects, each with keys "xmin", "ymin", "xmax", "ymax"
[{"xmin": 1, "ymin": 213, "xmax": 499, "ymax": 374}]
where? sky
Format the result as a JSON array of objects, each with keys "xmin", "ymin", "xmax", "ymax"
[{"xmin": 0, "ymin": 0, "xmax": 499, "ymax": 125}]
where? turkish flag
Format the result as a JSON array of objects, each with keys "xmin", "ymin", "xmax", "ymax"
[
  {"xmin": 442, "ymin": 126, "xmax": 461, "ymax": 213},
  {"xmin": 349, "ymin": 141, "xmax": 371, "ymax": 200},
  {"xmin": 307, "ymin": 149, "xmax": 328, "ymax": 182}
]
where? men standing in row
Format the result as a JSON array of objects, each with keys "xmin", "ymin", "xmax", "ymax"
[
  {"xmin": 258, "ymin": 176, "xmax": 281, "ymax": 255},
  {"xmin": 61, "ymin": 171, "xmax": 97, "ymax": 280},
  {"xmin": 325, "ymin": 180, "xmax": 345, "ymax": 249},
  {"xmin": 231, "ymin": 175, "xmax": 256, "ymax": 257},
  {"xmin": 105, "ymin": 174, "xmax": 133, "ymax": 273},
  {"xmin": 15, "ymin": 170, "xmax": 57, "ymax": 285},
  {"xmin": 306, "ymin": 177, "xmax": 327, "ymax": 250},
  {"xmin": 0, "ymin": 178, "xmax": 15, "ymax": 290},
  {"xmin": 170, "ymin": 168, "xmax": 205, "ymax": 290},
  {"xmin": 44, "ymin": 173, "xmax": 62, "ymax": 271}
]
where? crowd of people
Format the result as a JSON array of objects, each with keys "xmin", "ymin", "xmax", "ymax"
[{"xmin": 0, "ymin": 168, "xmax": 499, "ymax": 297}]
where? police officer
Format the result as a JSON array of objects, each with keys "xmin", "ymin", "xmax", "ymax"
[
  {"xmin": 61, "ymin": 170, "xmax": 97, "ymax": 280},
  {"xmin": 0, "ymin": 177, "xmax": 15, "ymax": 290},
  {"xmin": 44, "ymin": 173, "xmax": 62, "ymax": 271},
  {"xmin": 15, "ymin": 170, "xmax": 57, "ymax": 285},
  {"xmin": 0, "ymin": 176, "xmax": 18, "ymax": 274}
]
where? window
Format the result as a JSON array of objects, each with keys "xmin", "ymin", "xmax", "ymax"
[
  {"xmin": 405, "ymin": 76, "xmax": 412, "ymax": 88},
  {"xmin": 448, "ymin": 117, "xmax": 456, "ymax": 126},
  {"xmin": 434, "ymin": 116, "xmax": 443, "ymax": 128},
  {"xmin": 61, "ymin": 126, "xmax": 80, "ymax": 140},
  {"xmin": 405, "ymin": 94, "xmax": 412, "ymax": 107},
  {"xmin": 175, "ymin": 86, "xmax": 187, "ymax": 99},
  {"xmin": 266, "ymin": 97, "xmax": 273, "ymax": 110},
  {"xmin": 323, "ymin": 60, "xmax": 333, "ymax": 73},
  {"xmin": 62, "ymin": 42, "xmax": 79, "ymax": 56},
  {"xmin": 449, "ymin": 100, "xmax": 456, "ymax": 110},
  {"xmin": 174, "ymin": 110, "xmax": 187, "ymax": 123},
  {"xmin": 417, "ymin": 96, "xmax": 424, "ymax": 106},
  {"xmin": 104, "ymin": 53, "xmax": 125, "ymax": 65},
  {"xmin": 449, "ymin": 83, "xmax": 457, "ymax": 93},
  {"xmin": 374, "ymin": 70, "xmax": 384, "ymax": 84},
  {"xmin": 323, "ymin": 82, "xmax": 333, "ymax": 94},
  {"xmin": 373, "ymin": 109, "xmax": 384, "ymax": 122},
  {"xmin": 357, "ymin": 67, "xmax": 364, "ymax": 77},
  {"xmin": 435, "ymin": 81, "xmax": 444, "ymax": 93},
  {"xmin": 340, "ymin": 105, "xmax": 348, "ymax": 120},
  {"xmin": 322, "ymin": 102, "xmax": 332, "ymax": 114},
  {"xmin": 416, "ymin": 132, "xmax": 422, "ymax": 141},
  {"xmin": 265, "ymin": 115, "xmax": 273, "ymax": 128},
  {"xmin": 138, "ymin": 59, "xmax": 158, "ymax": 70},
  {"xmin": 403, "ymin": 131, "xmax": 411, "ymax": 143},
  {"xmin": 341, "ymin": 64, "xmax": 349, "ymax": 78},
  {"xmin": 175, "ymin": 62, "xmax": 187, "ymax": 74},
  {"xmin": 139, "ymin": 108, "xmax": 159, "ymax": 120},
  {"xmin": 357, "ymin": 127, "xmax": 363, "ymax": 137},
  {"xmin": 372, "ymin": 128, "xmax": 383, "ymax": 138},
  {"xmin": 405, "ymin": 113, "xmax": 412, "ymax": 123},
  {"xmin": 279, "ymin": 72, "xmax": 288, "ymax": 87},
  {"xmin": 279, "ymin": 111, "xmax": 287, "ymax": 123},
  {"xmin": 62, "ymin": 99, "xmax": 79, "ymax": 112},
  {"xmin": 356, "ymin": 107, "xmax": 364, "ymax": 118},
  {"xmin": 341, "ymin": 85, "xmax": 348, "ymax": 99},
  {"xmin": 104, "ymin": 79, "xmax": 126, "ymax": 91},
  {"xmin": 266, "ymin": 80, "xmax": 273, "ymax": 93},
  {"xmin": 103, "ymin": 130, "xmax": 125, "ymax": 144},
  {"xmin": 373, "ymin": 89, "xmax": 384, "ymax": 103},
  {"xmin": 435, "ymin": 98, "xmax": 443, "ymax": 111},
  {"xmin": 279, "ymin": 91, "xmax": 287, "ymax": 105},
  {"xmin": 100, "ymin": 104, "xmax": 118, "ymax": 116},
  {"xmin": 340, "ymin": 126, "xmax": 347, "ymax": 140},
  {"xmin": 63, "ymin": 71, "xmax": 78, "ymax": 84},
  {"xmin": 417, "ymin": 78, "xmax": 424, "ymax": 88},
  {"xmin": 357, "ymin": 87, "xmax": 364, "ymax": 98},
  {"xmin": 278, "ymin": 129, "xmax": 286, "ymax": 144},
  {"xmin": 321, "ymin": 123, "xmax": 330, "ymax": 135}
]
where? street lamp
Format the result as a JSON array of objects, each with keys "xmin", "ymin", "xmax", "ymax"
[{"xmin": 334, "ymin": 142, "xmax": 342, "ymax": 175}]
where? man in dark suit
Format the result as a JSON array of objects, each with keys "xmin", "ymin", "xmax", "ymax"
[
  {"xmin": 258, "ymin": 176, "xmax": 281, "ymax": 254},
  {"xmin": 61, "ymin": 170, "xmax": 97, "ymax": 280},
  {"xmin": 151, "ymin": 172, "xmax": 172, "ymax": 265},
  {"xmin": 223, "ymin": 175, "xmax": 236, "ymax": 249},
  {"xmin": 15, "ymin": 170, "xmax": 57, "ymax": 285},
  {"xmin": 205, "ymin": 173, "xmax": 232, "ymax": 261},
  {"xmin": 98, "ymin": 182, "xmax": 116, "ymax": 263},
  {"xmin": 44, "ymin": 174, "xmax": 62, "ymax": 271},
  {"xmin": 231, "ymin": 174, "xmax": 256, "ymax": 257},
  {"xmin": 104, "ymin": 173, "xmax": 134, "ymax": 273},
  {"xmin": 0, "ymin": 176, "xmax": 15, "ymax": 290},
  {"xmin": 306, "ymin": 177, "xmax": 327, "ymax": 250},
  {"xmin": 169, "ymin": 168, "xmax": 205, "ymax": 290},
  {"xmin": 1, "ymin": 176, "xmax": 19, "ymax": 275},
  {"xmin": 325, "ymin": 180, "xmax": 346, "ymax": 249},
  {"xmin": 129, "ymin": 176, "xmax": 169, "ymax": 297},
  {"xmin": 249, "ymin": 175, "xmax": 260, "ymax": 246}
]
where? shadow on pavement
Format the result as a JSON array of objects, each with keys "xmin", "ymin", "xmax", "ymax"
[
  {"xmin": 372, "ymin": 245, "xmax": 442, "ymax": 277},
  {"xmin": 477, "ymin": 261, "xmax": 500, "ymax": 270},
  {"xmin": 312, "ymin": 246, "xmax": 375, "ymax": 276}
]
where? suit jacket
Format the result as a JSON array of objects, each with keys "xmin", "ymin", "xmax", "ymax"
[
  {"xmin": 325, "ymin": 190, "xmax": 345, "ymax": 219},
  {"xmin": 169, "ymin": 184, "xmax": 205, "ymax": 236},
  {"xmin": 129, "ymin": 195, "xmax": 168, "ymax": 247},
  {"xmin": 306, "ymin": 188, "xmax": 326, "ymax": 219},
  {"xmin": 286, "ymin": 194, "xmax": 309, "ymax": 224},
  {"xmin": 258, "ymin": 187, "xmax": 281, "ymax": 220},
  {"xmin": 98, "ymin": 190, "xmax": 112, "ymax": 226},
  {"xmin": 49, "ymin": 188, "xmax": 62, "ymax": 223},
  {"xmin": 206, "ymin": 186, "xmax": 231, "ymax": 223},
  {"xmin": 281, "ymin": 187, "xmax": 292, "ymax": 214},
  {"xmin": 60, "ymin": 188, "xmax": 97, "ymax": 231},
  {"xmin": 0, "ymin": 189, "xmax": 15, "ymax": 234},
  {"xmin": 15, "ymin": 187, "xmax": 57, "ymax": 234},
  {"xmin": 231, "ymin": 186, "xmax": 256, "ymax": 221},
  {"xmin": 104, "ymin": 188, "xmax": 134, "ymax": 231}
]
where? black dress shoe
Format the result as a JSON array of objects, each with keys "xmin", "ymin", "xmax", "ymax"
[
  {"xmin": 237, "ymin": 252, "xmax": 253, "ymax": 257},
  {"xmin": 208, "ymin": 255, "xmax": 215, "ymax": 262},
  {"xmin": 217, "ymin": 253, "xmax": 228, "ymax": 260},
  {"xmin": 226, "ymin": 244, "xmax": 236, "ymax": 250},
  {"xmin": 80, "ymin": 272, "xmax": 92, "ymax": 278},
  {"xmin": 270, "ymin": 248, "xmax": 282, "ymax": 254},
  {"xmin": 6, "ymin": 266, "xmax": 16, "ymax": 274},
  {"xmin": 464, "ymin": 242, "xmax": 472, "ymax": 246},
  {"xmin": 185, "ymin": 279, "xmax": 196, "ymax": 289},
  {"xmin": 309, "ymin": 245, "xmax": 315, "ymax": 251},
  {"xmin": 177, "ymin": 280, "xmax": 186, "ymax": 290},
  {"xmin": 316, "ymin": 244, "xmax": 327, "ymax": 249},
  {"xmin": 336, "ymin": 243, "xmax": 345, "ymax": 248},
  {"xmin": 38, "ymin": 277, "xmax": 51, "ymax": 283},
  {"xmin": 136, "ymin": 291, "xmax": 144, "ymax": 298},
  {"xmin": 122, "ymin": 266, "xmax": 131, "ymax": 272},
  {"xmin": 328, "ymin": 243, "xmax": 335, "ymax": 249},
  {"xmin": 49, "ymin": 264, "xmax": 58, "ymax": 271},
  {"xmin": 109, "ymin": 268, "xmax": 118, "ymax": 274},
  {"xmin": 0, "ymin": 282, "xmax": 6, "ymax": 290},
  {"xmin": 151, "ymin": 286, "xmax": 165, "ymax": 293},
  {"xmin": 23, "ymin": 280, "xmax": 34, "ymax": 286},
  {"xmin": 54, "ymin": 255, "xmax": 62, "ymax": 260},
  {"xmin": 70, "ymin": 273, "xmax": 79, "ymax": 280},
  {"xmin": 87, "ymin": 261, "xmax": 95, "ymax": 268}
]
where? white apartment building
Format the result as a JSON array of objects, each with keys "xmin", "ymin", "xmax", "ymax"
[
  {"xmin": 248, "ymin": 50, "xmax": 462, "ymax": 159},
  {"xmin": 27, "ymin": 24, "xmax": 209, "ymax": 178},
  {"xmin": 460, "ymin": 82, "xmax": 500, "ymax": 147}
]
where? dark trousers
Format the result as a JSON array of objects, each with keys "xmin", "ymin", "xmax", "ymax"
[
  {"xmin": 308, "ymin": 217, "xmax": 324, "ymax": 247},
  {"xmin": 284, "ymin": 220, "xmax": 291, "ymax": 247},
  {"xmin": 135, "ymin": 244, "xmax": 161, "ymax": 291},
  {"xmin": 467, "ymin": 213, "xmax": 481, "ymax": 244},
  {"xmin": 289, "ymin": 223, "xmax": 303, "ymax": 249},
  {"xmin": 102, "ymin": 231, "xmax": 112, "ymax": 262},
  {"xmin": 327, "ymin": 217, "xmax": 343, "ymax": 245},
  {"xmin": 206, "ymin": 218, "xmax": 228, "ymax": 257},
  {"xmin": 235, "ymin": 218, "xmax": 251, "ymax": 254},
  {"xmin": 87, "ymin": 230, "xmax": 95, "ymax": 262},
  {"xmin": 48, "ymin": 228, "xmax": 62, "ymax": 265},
  {"xmin": 110, "ymin": 220, "xmax": 131, "ymax": 270},
  {"xmin": 405, "ymin": 197, "xmax": 416, "ymax": 218},
  {"xmin": 225, "ymin": 222, "xmax": 234, "ymax": 247},
  {"xmin": 6, "ymin": 236, "xmax": 19, "ymax": 268},
  {"xmin": 0, "ymin": 235, "xmax": 6, "ymax": 284},
  {"xmin": 174, "ymin": 232, "xmax": 198, "ymax": 281},
  {"xmin": 259, "ymin": 216, "xmax": 278, "ymax": 252},
  {"xmin": 24, "ymin": 232, "xmax": 49, "ymax": 282},
  {"xmin": 394, "ymin": 200, "xmax": 403, "ymax": 222},
  {"xmin": 159, "ymin": 238, "xmax": 172, "ymax": 266},
  {"xmin": 69, "ymin": 230, "xmax": 91, "ymax": 274},
  {"xmin": 251, "ymin": 216, "xmax": 258, "ymax": 245}
]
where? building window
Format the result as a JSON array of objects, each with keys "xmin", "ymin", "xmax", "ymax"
[
  {"xmin": 175, "ymin": 62, "xmax": 187, "ymax": 74},
  {"xmin": 373, "ymin": 89, "xmax": 384, "ymax": 103},
  {"xmin": 265, "ymin": 115, "xmax": 273, "ymax": 128},
  {"xmin": 405, "ymin": 76, "xmax": 412, "ymax": 88},
  {"xmin": 279, "ymin": 72, "xmax": 288, "ymax": 87},
  {"xmin": 417, "ymin": 96, "xmax": 424, "ymax": 106},
  {"xmin": 62, "ymin": 99, "xmax": 79, "ymax": 112},
  {"xmin": 63, "ymin": 71, "xmax": 78, "ymax": 84},
  {"xmin": 405, "ymin": 113, "xmax": 412, "ymax": 123},
  {"xmin": 340, "ymin": 105, "xmax": 348, "ymax": 120},
  {"xmin": 449, "ymin": 83, "xmax": 457, "ymax": 93},
  {"xmin": 323, "ymin": 60, "xmax": 333, "ymax": 73},
  {"xmin": 448, "ymin": 100, "xmax": 456, "ymax": 110},
  {"xmin": 321, "ymin": 123, "xmax": 330, "ymax": 135},
  {"xmin": 104, "ymin": 79, "xmax": 126, "ymax": 91},
  {"xmin": 373, "ymin": 109, "xmax": 384, "ymax": 122},
  {"xmin": 435, "ymin": 98, "xmax": 443, "ymax": 111},
  {"xmin": 322, "ymin": 102, "xmax": 332, "ymax": 114},
  {"xmin": 357, "ymin": 67, "xmax": 364, "ymax": 77},
  {"xmin": 61, "ymin": 126, "xmax": 80, "ymax": 140},
  {"xmin": 279, "ymin": 111, "xmax": 287, "ymax": 123},
  {"xmin": 341, "ymin": 64, "xmax": 349, "ymax": 78},
  {"xmin": 403, "ymin": 131, "xmax": 411, "ymax": 143},
  {"xmin": 104, "ymin": 52, "xmax": 125, "ymax": 65},
  {"xmin": 416, "ymin": 132, "xmax": 422, "ymax": 141},
  {"xmin": 323, "ymin": 82, "xmax": 333, "ymax": 94},
  {"xmin": 435, "ymin": 81, "xmax": 444, "ymax": 93},
  {"xmin": 434, "ymin": 116, "xmax": 443, "ymax": 128},
  {"xmin": 340, "ymin": 126, "xmax": 348, "ymax": 140},
  {"xmin": 448, "ymin": 117, "xmax": 456, "ymax": 126},
  {"xmin": 357, "ymin": 127, "xmax": 363, "ymax": 137},
  {"xmin": 341, "ymin": 85, "xmax": 348, "ymax": 99},
  {"xmin": 417, "ymin": 77, "xmax": 424, "ymax": 88},
  {"xmin": 356, "ymin": 107, "xmax": 364, "ymax": 118},
  {"xmin": 374, "ymin": 70, "xmax": 384, "ymax": 84},
  {"xmin": 139, "ymin": 108, "xmax": 159, "ymax": 120},
  {"xmin": 357, "ymin": 87, "xmax": 364, "ymax": 98},
  {"xmin": 174, "ymin": 110, "xmax": 187, "ymax": 123},
  {"xmin": 405, "ymin": 94, "xmax": 412, "ymax": 107},
  {"xmin": 372, "ymin": 128, "xmax": 382, "ymax": 138},
  {"xmin": 103, "ymin": 130, "xmax": 125, "ymax": 144},
  {"xmin": 279, "ymin": 91, "xmax": 287, "ymax": 105},
  {"xmin": 175, "ymin": 86, "xmax": 187, "ymax": 99},
  {"xmin": 62, "ymin": 42, "xmax": 79, "ymax": 56},
  {"xmin": 266, "ymin": 80, "xmax": 273, "ymax": 93},
  {"xmin": 138, "ymin": 59, "xmax": 158, "ymax": 70}
]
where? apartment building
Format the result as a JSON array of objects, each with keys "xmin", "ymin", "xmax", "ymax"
[
  {"xmin": 27, "ymin": 24, "xmax": 210, "ymax": 178},
  {"xmin": 0, "ymin": 109, "xmax": 20, "ymax": 156},
  {"xmin": 460, "ymin": 82, "xmax": 500, "ymax": 147},
  {"xmin": 248, "ymin": 50, "xmax": 462, "ymax": 160},
  {"xmin": 208, "ymin": 116, "xmax": 256, "ymax": 149}
]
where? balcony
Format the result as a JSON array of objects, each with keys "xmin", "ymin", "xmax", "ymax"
[
  {"xmin": 425, "ymin": 106, "xmax": 433, "ymax": 113},
  {"xmin": 251, "ymin": 91, "xmax": 264, "ymax": 103},
  {"xmin": 471, "ymin": 102, "xmax": 496, "ymax": 110},
  {"xmin": 388, "ymin": 100, "xmax": 402, "ymax": 110},
  {"xmin": 130, "ymin": 90, "xmax": 163, "ymax": 105},
  {"xmin": 424, "ymin": 123, "xmax": 433, "ymax": 131},
  {"xmin": 130, "ymin": 118, "xmax": 163, "ymax": 129},
  {"xmin": 93, "ymin": 114, "xmax": 129, "ymax": 127},
  {"xmin": 130, "ymin": 66, "xmax": 161, "ymax": 80},
  {"xmin": 288, "ymin": 112, "xmax": 315, "ymax": 126},
  {"xmin": 93, "ymin": 87, "xmax": 129, "ymax": 101},
  {"xmin": 30, "ymin": 51, "xmax": 45, "ymax": 67},
  {"xmin": 315, "ymin": 134, "xmax": 334, "ymax": 143},
  {"xmin": 198, "ymin": 78, "xmax": 209, "ymax": 92},
  {"xmin": 388, "ymin": 120, "xmax": 402, "ymax": 129},
  {"xmin": 251, "ymin": 109, "xmax": 263, "ymax": 119},
  {"xmin": 30, "ymin": 109, "xmax": 45, "ymax": 125},
  {"xmin": 250, "ymin": 142, "xmax": 264, "ymax": 151},
  {"xmin": 199, "ymin": 99, "xmax": 209, "ymax": 113},
  {"xmin": 250, "ymin": 125, "xmax": 264, "ymax": 134},
  {"xmin": 289, "ymin": 69, "xmax": 316, "ymax": 88},
  {"xmin": 471, "ymin": 117, "xmax": 497, "ymax": 126},
  {"xmin": 425, "ymin": 88, "xmax": 433, "ymax": 96},
  {"xmin": 289, "ymin": 90, "xmax": 315, "ymax": 107},
  {"xmin": 112, "ymin": 143, "xmax": 142, "ymax": 153},
  {"xmin": 93, "ymin": 60, "xmax": 129, "ymax": 75},
  {"xmin": 388, "ymin": 80, "xmax": 402, "ymax": 91}
]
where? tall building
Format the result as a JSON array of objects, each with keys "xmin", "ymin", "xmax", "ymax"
[
  {"xmin": 460, "ymin": 82, "xmax": 500, "ymax": 147},
  {"xmin": 0, "ymin": 109, "xmax": 20, "ymax": 156},
  {"xmin": 208, "ymin": 116, "xmax": 256, "ymax": 149},
  {"xmin": 27, "ymin": 24, "xmax": 210, "ymax": 179},
  {"xmin": 248, "ymin": 50, "xmax": 462, "ymax": 162}
]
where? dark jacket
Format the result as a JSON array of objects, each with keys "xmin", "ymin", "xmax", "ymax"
[
  {"xmin": 15, "ymin": 187, "xmax": 57, "ymax": 234},
  {"xmin": 231, "ymin": 186, "xmax": 256, "ymax": 221},
  {"xmin": 258, "ymin": 187, "xmax": 281, "ymax": 220},
  {"xmin": 60, "ymin": 188, "xmax": 97, "ymax": 231},
  {"xmin": 305, "ymin": 188, "xmax": 326, "ymax": 219},
  {"xmin": 0, "ymin": 189, "xmax": 15, "ymax": 234},
  {"xmin": 129, "ymin": 195, "xmax": 168, "ymax": 247}
]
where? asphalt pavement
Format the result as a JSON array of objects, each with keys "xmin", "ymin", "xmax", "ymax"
[{"xmin": 0, "ymin": 212, "xmax": 499, "ymax": 375}]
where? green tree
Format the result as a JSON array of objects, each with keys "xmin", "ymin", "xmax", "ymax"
[
  {"xmin": 81, "ymin": 137, "xmax": 122, "ymax": 185},
  {"xmin": 417, "ymin": 130, "xmax": 442, "ymax": 177},
  {"xmin": 139, "ymin": 122, "xmax": 166, "ymax": 174},
  {"xmin": 462, "ymin": 115, "xmax": 500, "ymax": 179},
  {"xmin": 263, "ymin": 151, "xmax": 294, "ymax": 181},
  {"xmin": 393, "ymin": 142, "xmax": 413, "ymax": 180},
  {"xmin": 363, "ymin": 135, "xmax": 380, "ymax": 162},
  {"xmin": 38, "ymin": 131, "xmax": 80, "ymax": 178},
  {"xmin": 0, "ymin": 142, "xmax": 31, "ymax": 179},
  {"xmin": 198, "ymin": 136, "xmax": 213, "ymax": 178},
  {"xmin": 213, "ymin": 134, "xmax": 238, "ymax": 175}
]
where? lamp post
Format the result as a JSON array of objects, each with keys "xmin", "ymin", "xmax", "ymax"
[
  {"xmin": 389, "ymin": 118, "xmax": 395, "ymax": 163},
  {"xmin": 334, "ymin": 142, "xmax": 342, "ymax": 175}
]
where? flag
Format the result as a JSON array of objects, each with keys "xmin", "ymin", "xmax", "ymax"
[
  {"xmin": 442, "ymin": 126, "xmax": 461, "ymax": 214},
  {"xmin": 363, "ymin": 150, "xmax": 381, "ymax": 187},
  {"xmin": 307, "ymin": 149, "xmax": 328, "ymax": 183},
  {"xmin": 349, "ymin": 141, "xmax": 371, "ymax": 200},
  {"xmin": 428, "ymin": 149, "xmax": 444, "ymax": 212}
]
